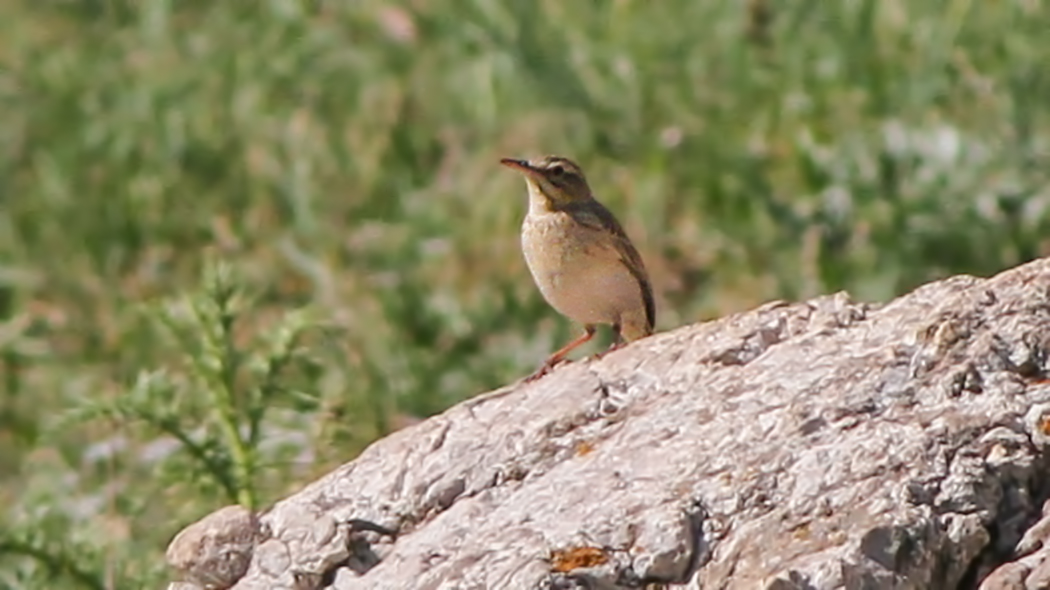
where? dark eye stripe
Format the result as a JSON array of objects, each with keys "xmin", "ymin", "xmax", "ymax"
[{"xmin": 539, "ymin": 157, "xmax": 582, "ymax": 183}]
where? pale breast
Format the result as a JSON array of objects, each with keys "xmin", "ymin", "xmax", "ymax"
[{"xmin": 521, "ymin": 212, "xmax": 644, "ymax": 326}]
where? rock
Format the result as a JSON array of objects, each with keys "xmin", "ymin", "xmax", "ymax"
[
  {"xmin": 166, "ymin": 505, "xmax": 258, "ymax": 589},
  {"xmin": 166, "ymin": 258, "xmax": 1050, "ymax": 589}
]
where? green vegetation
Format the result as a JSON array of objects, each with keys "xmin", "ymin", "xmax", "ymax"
[{"xmin": 1, "ymin": 0, "xmax": 1047, "ymax": 586}]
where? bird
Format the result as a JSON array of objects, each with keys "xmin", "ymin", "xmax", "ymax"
[{"xmin": 500, "ymin": 155, "xmax": 655, "ymax": 381}]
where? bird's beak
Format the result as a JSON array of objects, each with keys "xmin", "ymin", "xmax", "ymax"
[{"xmin": 500, "ymin": 158, "xmax": 537, "ymax": 175}]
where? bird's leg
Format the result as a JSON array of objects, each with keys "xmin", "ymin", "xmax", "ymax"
[
  {"xmin": 525, "ymin": 325, "xmax": 597, "ymax": 382},
  {"xmin": 591, "ymin": 323, "xmax": 627, "ymax": 361}
]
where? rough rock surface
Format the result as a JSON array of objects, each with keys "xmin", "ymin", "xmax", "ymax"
[
  {"xmin": 166, "ymin": 505, "xmax": 258, "ymax": 589},
  {"xmin": 168, "ymin": 258, "xmax": 1050, "ymax": 589}
]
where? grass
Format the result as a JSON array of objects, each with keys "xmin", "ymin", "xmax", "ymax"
[{"xmin": 0, "ymin": 0, "xmax": 1048, "ymax": 587}]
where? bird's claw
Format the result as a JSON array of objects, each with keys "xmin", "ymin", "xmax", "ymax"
[
  {"xmin": 590, "ymin": 341, "xmax": 626, "ymax": 361},
  {"xmin": 524, "ymin": 357, "xmax": 571, "ymax": 383}
]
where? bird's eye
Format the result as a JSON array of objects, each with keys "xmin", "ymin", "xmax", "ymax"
[{"xmin": 549, "ymin": 165, "xmax": 565, "ymax": 177}]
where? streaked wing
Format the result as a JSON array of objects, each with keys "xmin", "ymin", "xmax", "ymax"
[{"xmin": 566, "ymin": 200, "xmax": 656, "ymax": 332}]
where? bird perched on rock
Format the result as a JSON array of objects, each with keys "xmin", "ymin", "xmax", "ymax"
[{"xmin": 501, "ymin": 155, "xmax": 655, "ymax": 381}]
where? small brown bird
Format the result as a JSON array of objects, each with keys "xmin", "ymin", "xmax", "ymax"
[{"xmin": 501, "ymin": 155, "xmax": 655, "ymax": 380}]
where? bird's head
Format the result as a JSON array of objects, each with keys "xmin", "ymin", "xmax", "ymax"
[{"xmin": 500, "ymin": 155, "xmax": 593, "ymax": 209}]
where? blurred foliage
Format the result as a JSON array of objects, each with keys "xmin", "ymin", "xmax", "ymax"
[{"xmin": 0, "ymin": 0, "xmax": 1048, "ymax": 586}]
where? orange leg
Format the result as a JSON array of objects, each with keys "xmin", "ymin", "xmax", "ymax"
[
  {"xmin": 592, "ymin": 323, "xmax": 626, "ymax": 360},
  {"xmin": 525, "ymin": 325, "xmax": 597, "ymax": 382}
]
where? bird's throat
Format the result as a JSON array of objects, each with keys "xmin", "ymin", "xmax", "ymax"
[{"xmin": 526, "ymin": 181, "xmax": 558, "ymax": 216}]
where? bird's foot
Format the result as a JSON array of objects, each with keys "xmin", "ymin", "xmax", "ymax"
[
  {"xmin": 590, "ymin": 341, "xmax": 627, "ymax": 361},
  {"xmin": 524, "ymin": 357, "xmax": 571, "ymax": 383}
]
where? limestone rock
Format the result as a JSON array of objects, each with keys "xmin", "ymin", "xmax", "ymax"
[
  {"xmin": 166, "ymin": 505, "xmax": 257, "ymax": 589},
  {"xmin": 167, "ymin": 258, "xmax": 1050, "ymax": 589}
]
